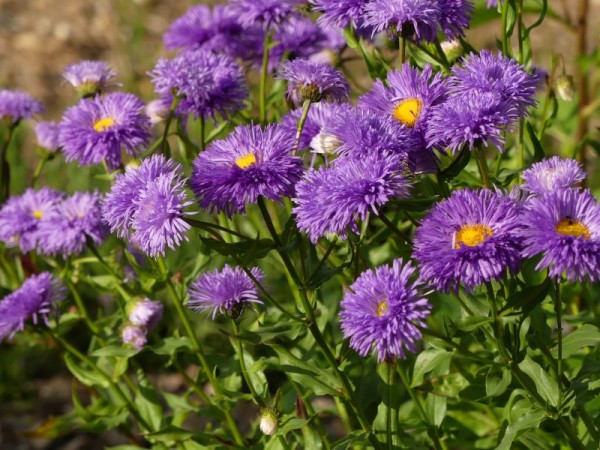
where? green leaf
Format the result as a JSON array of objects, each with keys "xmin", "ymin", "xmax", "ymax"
[
  {"xmin": 233, "ymin": 322, "xmax": 303, "ymax": 344},
  {"xmin": 527, "ymin": 121, "xmax": 545, "ymax": 162},
  {"xmin": 496, "ymin": 409, "xmax": 546, "ymax": 450},
  {"xmin": 91, "ymin": 345, "xmax": 139, "ymax": 358},
  {"xmin": 151, "ymin": 337, "xmax": 192, "ymax": 356},
  {"xmin": 331, "ymin": 431, "xmax": 370, "ymax": 449},
  {"xmin": 242, "ymin": 352, "xmax": 268, "ymax": 401},
  {"xmin": 486, "ymin": 367, "xmax": 512, "ymax": 398},
  {"xmin": 501, "ymin": 279, "xmax": 551, "ymax": 315},
  {"xmin": 135, "ymin": 371, "xmax": 163, "ymax": 432},
  {"xmin": 64, "ymin": 354, "xmax": 109, "ymax": 388},
  {"xmin": 440, "ymin": 145, "xmax": 471, "ymax": 181},
  {"xmin": 278, "ymin": 417, "xmax": 308, "ymax": 434},
  {"xmin": 411, "ymin": 349, "xmax": 452, "ymax": 387},
  {"xmin": 551, "ymin": 324, "xmax": 600, "ymax": 358},
  {"xmin": 389, "ymin": 196, "xmax": 439, "ymax": 212},
  {"xmin": 518, "ymin": 356, "xmax": 559, "ymax": 407},
  {"xmin": 452, "ymin": 316, "xmax": 491, "ymax": 332},
  {"xmin": 426, "ymin": 392, "xmax": 447, "ymax": 427},
  {"xmin": 199, "ymin": 235, "xmax": 275, "ymax": 264}
]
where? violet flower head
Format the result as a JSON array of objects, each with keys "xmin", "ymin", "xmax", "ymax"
[
  {"xmin": 340, "ymin": 259, "xmax": 431, "ymax": 362},
  {"xmin": 450, "ymin": 50, "xmax": 538, "ymax": 118},
  {"xmin": 437, "ymin": 0, "xmax": 474, "ymax": 39},
  {"xmin": 36, "ymin": 192, "xmax": 105, "ymax": 257},
  {"xmin": 163, "ymin": 4, "xmax": 218, "ymax": 50},
  {"xmin": 293, "ymin": 152, "xmax": 411, "ymax": 243},
  {"xmin": 149, "ymin": 49, "xmax": 248, "ymax": 122},
  {"xmin": 0, "ymin": 90, "xmax": 44, "ymax": 124},
  {"xmin": 413, "ymin": 188, "xmax": 523, "ymax": 293},
  {"xmin": 364, "ymin": 0, "xmax": 441, "ymax": 42},
  {"xmin": 521, "ymin": 157, "xmax": 586, "ymax": 196},
  {"xmin": 121, "ymin": 325, "xmax": 147, "ymax": 350},
  {"xmin": 0, "ymin": 188, "xmax": 63, "ymax": 252},
  {"xmin": 518, "ymin": 188, "xmax": 600, "ymax": 282},
  {"xmin": 59, "ymin": 92, "xmax": 151, "ymax": 170},
  {"xmin": 278, "ymin": 59, "xmax": 350, "ymax": 104},
  {"xmin": 191, "ymin": 124, "xmax": 304, "ymax": 216},
  {"xmin": 0, "ymin": 273, "xmax": 65, "ymax": 341},
  {"xmin": 230, "ymin": 0, "xmax": 298, "ymax": 30},
  {"xmin": 62, "ymin": 61, "xmax": 119, "ymax": 97},
  {"xmin": 34, "ymin": 121, "xmax": 61, "ymax": 152},
  {"xmin": 425, "ymin": 91, "xmax": 518, "ymax": 153},
  {"xmin": 188, "ymin": 265, "xmax": 264, "ymax": 319},
  {"xmin": 129, "ymin": 298, "xmax": 163, "ymax": 331},
  {"xmin": 312, "ymin": 0, "xmax": 369, "ymax": 29}
]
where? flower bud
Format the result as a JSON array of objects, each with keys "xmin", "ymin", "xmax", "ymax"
[
  {"xmin": 555, "ymin": 74, "xmax": 575, "ymax": 102},
  {"xmin": 129, "ymin": 298, "xmax": 164, "ymax": 331},
  {"xmin": 121, "ymin": 325, "xmax": 147, "ymax": 350},
  {"xmin": 259, "ymin": 408, "xmax": 278, "ymax": 436},
  {"xmin": 440, "ymin": 40, "xmax": 463, "ymax": 63}
]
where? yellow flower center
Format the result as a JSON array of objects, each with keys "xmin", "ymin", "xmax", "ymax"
[
  {"xmin": 556, "ymin": 217, "xmax": 590, "ymax": 240},
  {"xmin": 454, "ymin": 224, "xmax": 493, "ymax": 249},
  {"xmin": 376, "ymin": 300, "xmax": 388, "ymax": 317},
  {"xmin": 93, "ymin": 117, "xmax": 115, "ymax": 132},
  {"xmin": 392, "ymin": 98, "xmax": 422, "ymax": 128},
  {"xmin": 235, "ymin": 153, "xmax": 257, "ymax": 169},
  {"xmin": 32, "ymin": 210, "xmax": 43, "ymax": 220}
]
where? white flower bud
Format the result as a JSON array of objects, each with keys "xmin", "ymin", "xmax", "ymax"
[
  {"xmin": 555, "ymin": 74, "xmax": 575, "ymax": 102},
  {"xmin": 259, "ymin": 409, "xmax": 278, "ymax": 436},
  {"xmin": 441, "ymin": 40, "xmax": 463, "ymax": 63}
]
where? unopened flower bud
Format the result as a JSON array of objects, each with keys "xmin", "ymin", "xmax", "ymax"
[
  {"xmin": 129, "ymin": 298, "xmax": 164, "ymax": 331},
  {"xmin": 555, "ymin": 74, "xmax": 575, "ymax": 102},
  {"xmin": 441, "ymin": 40, "xmax": 463, "ymax": 63},
  {"xmin": 121, "ymin": 325, "xmax": 147, "ymax": 350},
  {"xmin": 259, "ymin": 408, "xmax": 278, "ymax": 436},
  {"xmin": 146, "ymin": 99, "xmax": 169, "ymax": 125},
  {"xmin": 309, "ymin": 130, "xmax": 338, "ymax": 155}
]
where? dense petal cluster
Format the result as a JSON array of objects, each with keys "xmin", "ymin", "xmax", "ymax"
[
  {"xmin": 0, "ymin": 273, "xmax": 65, "ymax": 341},
  {"xmin": 102, "ymin": 155, "xmax": 192, "ymax": 257},
  {"xmin": 129, "ymin": 298, "xmax": 164, "ymax": 331},
  {"xmin": 34, "ymin": 121, "xmax": 61, "ymax": 151},
  {"xmin": 150, "ymin": 50, "xmax": 248, "ymax": 122},
  {"xmin": 364, "ymin": 0, "xmax": 441, "ymax": 42},
  {"xmin": 438, "ymin": 0, "xmax": 474, "ymax": 39},
  {"xmin": 0, "ymin": 89, "xmax": 44, "ymax": 124},
  {"xmin": 188, "ymin": 265, "xmax": 264, "ymax": 319},
  {"xmin": 312, "ymin": 0, "xmax": 370, "ymax": 30},
  {"xmin": 230, "ymin": 0, "xmax": 298, "ymax": 30},
  {"xmin": 340, "ymin": 259, "xmax": 431, "ymax": 361},
  {"xmin": 518, "ymin": 189, "xmax": 600, "ymax": 282},
  {"xmin": 62, "ymin": 61, "xmax": 118, "ymax": 96},
  {"xmin": 294, "ymin": 152, "xmax": 411, "ymax": 242},
  {"xmin": 59, "ymin": 92, "xmax": 151, "ymax": 169},
  {"xmin": 521, "ymin": 157, "xmax": 585, "ymax": 196},
  {"xmin": 191, "ymin": 124, "xmax": 303, "ymax": 216},
  {"xmin": 279, "ymin": 58, "xmax": 350, "ymax": 104},
  {"xmin": 414, "ymin": 189, "xmax": 522, "ymax": 292}
]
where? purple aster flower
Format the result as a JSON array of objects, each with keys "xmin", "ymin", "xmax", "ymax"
[
  {"xmin": 130, "ymin": 171, "xmax": 192, "ymax": 258},
  {"xmin": 0, "ymin": 188, "xmax": 62, "ymax": 251},
  {"xmin": 34, "ymin": 121, "xmax": 61, "ymax": 152},
  {"xmin": 293, "ymin": 152, "xmax": 411, "ymax": 243},
  {"xmin": 0, "ymin": 272, "xmax": 64, "ymax": 341},
  {"xmin": 59, "ymin": 92, "xmax": 151, "ymax": 170},
  {"xmin": 522, "ymin": 157, "xmax": 586, "ymax": 196},
  {"xmin": 312, "ymin": 0, "xmax": 369, "ymax": 30},
  {"xmin": 437, "ymin": 0, "xmax": 474, "ymax": 39},
  {"xmin": 450, "ymin": 50, "xmax": 538, "ymax": 118},
  {"xmin": 425, "ymin": 91, "xmax": 518, "ymax": 153},
  {"xmin": 102, "ymin": 154, "xmax": 182, "ymax": 239},
  {"xmin": 339, "ymin": 259, "xmax": 431, "ymax": 362},
  {"xmin": 62, "ymin": 61, "xmax": 119, "ymax": 97},
  {"xmin": 121, "ymin": 325, "xmax": 147, "ymax": 350},
  {"xmin": 36, "ymin": 192, "xmax": 105, "ymax": 257},
  {"xmin": 230, "ymin": 0, "xmax": 298, "ymax": 31},
  {"xmin": 413, "ymin": 188, "xmax": 522, "ymax": 293},
  {"xmin": 129, "ymin": 298, "xmax": 163, "ymax": 331},
  {"xmin": 0, "ymin": 89, "xmax": 44, "ymax": 124},
  {"xmin": 191, "ymin": 124, "xmax": 304, "ymax": 216},
  {"xmin": 149, "ymin": 49, "xmax": 248, "ymax": 122},
  {"xmin": 278, "ymin": 59, "xmax": 350, "ymax": 104},
  {"xmin": 518, "ymin": 188, "xmax": 600, "ymax": 282},
  {"xmin": 188, "ymin": 265, "xmax": 264, "ymax": 319},
  {"xmin": 281, "ymin": 102, "xmax": 352, "ymax": 152},
  {"xmin": 364, "ymin": 0, "xmax": 441, "ymax": 42}
]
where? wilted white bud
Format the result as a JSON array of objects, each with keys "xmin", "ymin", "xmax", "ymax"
[
  {"xmin": 259, "ymin": 409, "xmax": 278, "ymax": 436},
  {"xmin": 146, "ymin": 99, "xmax": 168, "ymax": 125},
  {"xmin": 310, "ymin": 130, "xmax": 338, "ymax": 155},
  {"xmin": 555, "ymin": 74, "xmax": 575, "ymax": 102},
  {"xmin": 441, "ymin": 40, "xmax": 463, "ymax": 63}
]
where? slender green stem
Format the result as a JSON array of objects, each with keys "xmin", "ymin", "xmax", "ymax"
[
  {"xmin": 517, "ymin": 0, "xmax": 525, "ymax": 63},
  {"xmin": 294, "ymin": 99, "xmax": 311, "ymax": 154},
  {"xmin": 31, "ymin": 151, "xmax": 50, "ymax": 187},
  {"xmin": 259, "ymin": 31, "xmax": 272, "ymax": 124},
  {"xmin": 186, "ymin": 217, "xmax": 251, "ymax": 241},
  {"xmin": 161, "ymin": 96, "xmax": 181, "ymax": 157},
  {"xmin": 383, "ymin": 361, "xmax": 394, "ymax": 450},
  {"xmin": 554, "ymin": 280, "xmax": 564, "ymax": 406},
  {"xmin": 65, "ymin": 277, "xmax": 99, "ymax": 335},
  {"xmin": 474, "ymin": 147, "xmax": 491, "ymax": 188},
  {"xmin": 399, "ymin": 36, "xmax": 406, "ymax": 65},
  {"xmin": 378, "ymin": 213, "xmax": 412, "ymax": 246},
  {"xmin": 433, "ymin": 40, "xmax": 451, "ymax": 73},
  {"xmin": 501, "ymin": 0, "xmax": 511, "ymax": 56},
  {"xmin": 309, "ymin": 237, "xmax": 338, "ymax": 282},
  {"xmin": 199, "ymin": 115, "xmax": 205, "ymax": 152},
  {"xmin": 0, "ymin": 124, "xmax": 17, "ymax": 205},
  {"xmin": 231, "ymin": 320, "xmax": 265, "ymax": 407}
]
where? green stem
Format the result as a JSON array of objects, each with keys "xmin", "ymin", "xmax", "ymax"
[
  {"xmin": 399, "ymin": 36, "xmax": 406, "ymax": 65},
  {"xmin": 474, "ymin": 147, "xmax": 491, "ymax": 188},
  {"xmin": 65, "ymin": 276, "xmax": 99, "ymax": 335},
  {"xmin": 31, "ymin": 151, "xmax": 50, "ymax": 188},
  {"xmin": 199, "ymin": 115, "xmax": 205, "ymax": 152},
  {"xmin": 384, "ymin": 361, "xmax": 394, "ymax": 450},
  {"xmin": 433, "ymin": 40, "xmax": 451, "ymax": 73},
  {"xmin": 378, "ymin": 213, "xmax": 412, "ymax": 247},
  {"xmin": 259, "ymin": 31, "xmax": 272, "ymax": 124},
  {"xmin": 294, "ymin": 99, "xmax": 312, "ymax": 154},
  {"xmin": 554, "ymin": 280, "xmax": 563, "ymax": 406},
  {"xmin": 161, "ymin": 96, "xmax": 181, "ymax": 158},
  {"xmin": 501, "ymin": 0, "xmax": 511, "ymax": 56},
  {"xmin": 517, "ymin": 0, "xmax": 525, "ymax": 63},
  {"xmin": 0, "ymin": 124, "xmax": 17, "ymax": 205},
  {"xmin": 186, "ymin": 217, "xmax": 251, "ymax": 241}
]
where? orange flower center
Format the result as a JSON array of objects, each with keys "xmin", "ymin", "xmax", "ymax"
[
  {"xmin": 93, "ymin": 117, "xmax": 115, "ymax": 132},
  {"xmin": 235, "ymin": 153, "xmax": 256, "ymax": 169},
  {"xmin": 556, "ymin": 217, "xmax": 590, "ymax": 239},
  {"xmin": 454, "ymin": 224, "xmax": 493, "ymax": 249},
  {"xmin": 392, "ymin": 98, "xmax": 422, "ymax": 128}
]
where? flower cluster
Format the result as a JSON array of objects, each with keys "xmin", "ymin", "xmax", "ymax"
[{"xmin": 122, "ymin": 298, "xmax": 164, "ymax": 350}]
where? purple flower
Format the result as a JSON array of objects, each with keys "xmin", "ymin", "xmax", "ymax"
[
  {"xmin": 191, "ymin": 124, "xmax": 304, "ymax": 216},
  {"xmin": 312, "ymin": 0, "xmax": 369, "ymax": 30},
  {"xmin": 340, "ymin": 259, "xmax": 431, "ymax": 362},
  {"xmin": 0, "ymin": 273, "xmax": 64, "ymax": 341},
  {"xmin": 293, "ymin": 152, "xmax": 411, "ymax": 243},
  {"xmin": 0, "ymin": 188, "xmax": 63, "ymax": 252},
  {"xmin": 149, "ymin": 50, "xmax": 248, "ymax": 122},
  {"xmin": 425, "ymin": 91, "xmax": 518, "ymax": 153},
  {"xmin": 129, "ymin": 298, "xmax": 163, "ymax": 331},
  {"xmin": 437, "ymin": 0, "xmax": 474, "ymax": 39},
  {"xmin": 103, "ymin": 155, "xmax": 192, "ymax": 258},
  {"xmin": 122, "ymin": 325, "xmax": 147, "ymax": 350},
  {"xmin": 230, "ymin": 0, "xmax": 298, "ymax": 30},
  {"xmin": 188, "ymin": 265, "xmax": 264, "ymax": 319},
  {"xmin": 59, "ymin": 92, "xmax": 151, "ymax": 170},
  {"xmin": 62, "ymin": 61, "xmax": 118, "ymax": 97},
  {"xmin": 364, "ymin": 0, "xmax": 441, "ymax": 42},
  {"xmin": 450, "ymin": 50, "xmax": 538, "ymax": 118},
  {"xmin": 522, "ymin": 157, "xmax": 586, "ymax": 196},
  {"xmin": 413, "ymin": 188, "xmax": 522, "ymax": 293},
  {"xmin": 0, "ymin": 89, "xmax": 44, "ymax": 124},
  {"xmin": 278, "ymin": 58, "xmax": 349, "ymax": 104},
  {"xmin": 36, "ymin": 192, "xmax": 105, "ymax": 257},
  {"xmin": 34, "ymin": 121, "xmax": 61, "ymax": 151},
  {"xmin": 518, "ymin": 188, "xmax": 600, "ymax": 282}
]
